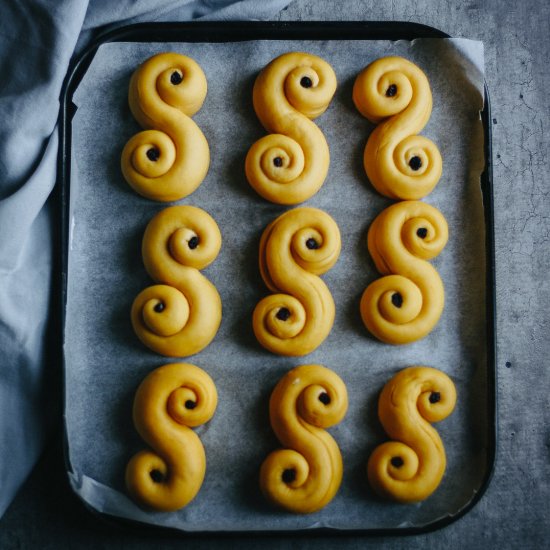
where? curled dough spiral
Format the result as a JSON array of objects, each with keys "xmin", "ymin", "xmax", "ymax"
[
  {"xmin": 245, "ymin": 52, "xmax": 337, "ymax": 204},
  {"xmin": 360, "ymin": 200, "xmax": 448, "ymax": 344},
  {"xmin": 367, "ymin": 366, "xmax": 456, "ymax": 502},
  {"xmin": 253, "ymin": 208, "xmax": 341, "ymax": 356},
  {"xmin": 131, "ymin": 205, "xmax": 222, "ymax": 357},
  {"xmin": 353, "ymin": 56, "xmax": 442, "ymax": 199},
  {"xmin": 260, "ymin": 364, "xmax": 348, "ymax": 513},
  {"xmin": 126, "ymin": 362, "xmax": 217, "ymax": 512},
  {"xmin": 121, "ymin": 52, "xmax": 209, "ymax": 201}
]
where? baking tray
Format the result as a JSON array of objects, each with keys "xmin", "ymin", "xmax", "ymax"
[{"xmin": 58, "ymin": 21, "xmax": 496, "ymax": 536}]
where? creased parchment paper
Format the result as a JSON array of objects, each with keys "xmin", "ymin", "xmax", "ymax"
[{"xmin": 65, "ymin": 37, "xmax": 488, "ymax": 531}]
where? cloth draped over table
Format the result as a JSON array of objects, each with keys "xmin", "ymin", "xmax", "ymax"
[{"xmin": 0, "ymin": 0, "xmax": 292, "ymax": 519}]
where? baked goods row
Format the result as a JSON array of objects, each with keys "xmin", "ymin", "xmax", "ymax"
[
  {"xmin": 121, "ymin": 52, "xmax": 442, "ymax": 204},
  {"xmin": 126, "ymin": 363, "xmax": 456, "ymax": 513},
  {"xmin": 131, "ymin": 203, "xmax": 447, "ymax": 355}
]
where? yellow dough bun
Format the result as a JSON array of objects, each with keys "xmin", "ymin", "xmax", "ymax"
[
  {"xmin": 121, "ymin": 52, "xmax": 209, "ymax": 201},
  {"xmin": 367, "ymin": 366, "xmax": 456, "ymax": 502},
  {"xmin": 131, "ymin": 205, "xmax": 222, "ymax": 357},
  {"xmin": 353, "ymin": 56, "xmax": 442, "ymax": 200},
  {"xmin": 360, "ymin": 200, "xmax": 448, "ymax": 344},
  {"xmin": 126, "ymin": 362, "xmax": 217, "ymax": 512},
  {"xmin": 245, "ymin": 52, "xmax": 337, "ymax": 204},
  {"xmin": 253, "ymin": 207, "xmax": 341, "ymax": 356},
  {"xmin": 260, "ymin": 364, "xmax": 348, "ymax": 513}
]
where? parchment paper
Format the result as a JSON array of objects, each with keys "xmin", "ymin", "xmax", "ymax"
[{"xmin": 65, "ymin": 37, "xmax": 488, "ymax": 531}]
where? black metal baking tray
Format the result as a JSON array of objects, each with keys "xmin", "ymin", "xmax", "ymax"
[{"xmin": 58, "ymin": 21, "xmax": 496, "ymax": 536}]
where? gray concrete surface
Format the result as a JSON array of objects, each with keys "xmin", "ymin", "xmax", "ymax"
[{"xmin": 1, "ymin": 0, "xmax": 549, "ymax": 548}]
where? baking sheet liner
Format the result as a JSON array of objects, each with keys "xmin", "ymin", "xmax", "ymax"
[{"xmin": 65, "ymin": 37, "xmax": 487, "ymax": 531}]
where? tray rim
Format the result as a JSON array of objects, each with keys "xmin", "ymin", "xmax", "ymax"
[{"xmin": 57, "ymin": 19, "xmax": 497, "ymax": 538}]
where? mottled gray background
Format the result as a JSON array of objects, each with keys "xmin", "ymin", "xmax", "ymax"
[{"xmin": 1, "ymin": 0, "xmax": 548, "ymax": 548}]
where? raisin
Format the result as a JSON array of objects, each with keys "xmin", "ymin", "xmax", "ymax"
[
  {"xmin": 391, "ymin": 457, "xmax": 404, "ymax": 468},
  {"xmin": 150, "ymin": 470, "xmax": 164, "ymax": 482},
  {"xmin": 386, "ymin": 84, "xmax": 397, "ymax": 97},
  {"xmin": 170, "ymin": 71, "xmax": 183, "ymax": 85},
  {"xmin": 429, "ymin": 392, "xmax": 441, "ymax": 404},
  {"xmin": 391, "ymin": 292, "xmax": 403, "ymax": 308},
  {"xmin": 276, "ymin": 308, "xmax": 291, "ymax": 321},
  {"xmin": 306, "ymin": 238, "xmax": 319, "ymax": 250},
  {"xmin": 417, "ymin": 227, "xmax": 428, "ymax": 239},
  {"xmin": 146, "ymin": 148, "xmax": 160, "ymax": 161},
  {"xmin": 318, "ymin": 392, "xmax": 331, "ymax": 405},
  {"xmin": 409, "ymin": 156, "xmax": 422, "ymax": 171},
  {"xmin": 282, "ymin": 469, "xmax": 296, "ymax": 483}
]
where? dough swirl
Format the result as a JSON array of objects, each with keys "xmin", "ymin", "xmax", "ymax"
[
  {"xmin": 131, "ymin": 205, "xmax": 221, "ymax": 357},
  {"xmin": 253, "ymin": 207, "xmax": 341, "ymax": 356},
  {"xmin": 245, "ymin": 52, "xmax": 337, "ymax": 204},
  {"xmin": 121, "ymin": 52, "xmax": 209, "ymax": 201},
  {"xmin": 126, "ymin": 362, "xmax": 217, "ymax": 511},
  {"xmin": 260, "ymin": 364, "xmax": 348, "ymax": 513},
  {"xmin": 367, "ymin": 366, "xmax": 456, "ymax": 502},
  {"xmin": 360, "ymin": 200, "xmax": 448, "ymax": 344},
  {"xmin": 353, "ymin": 56, "xmax": 442, "ymax": 199}
]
